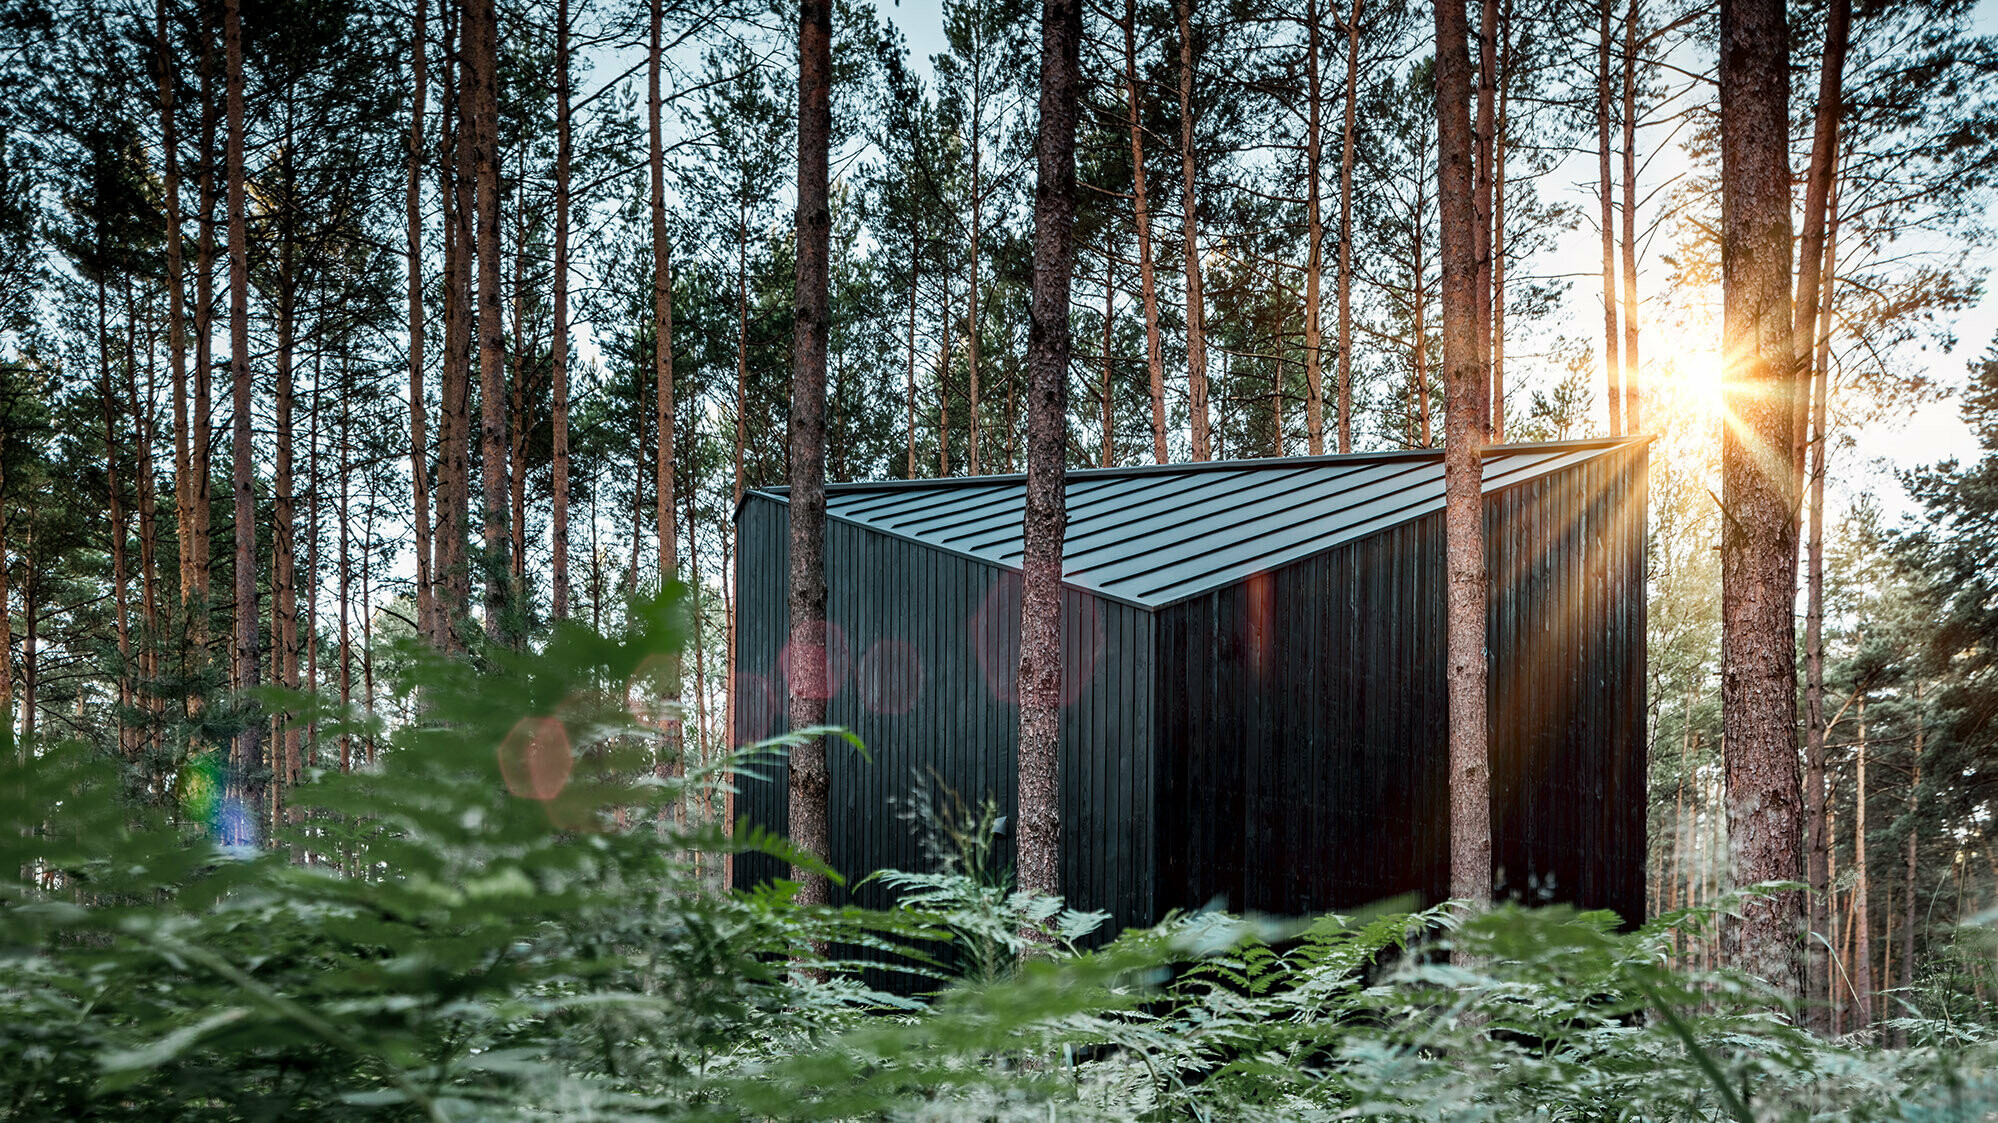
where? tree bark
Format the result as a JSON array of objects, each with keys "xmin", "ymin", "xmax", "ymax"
[
  {"xmin": 1303, "ymin": 0, "xmax": 1326, "ymax": 455},
  {"xmin": 905, "ymin": 204, "xmax": 919, "ymax": 477},
  {"xmin": 437, "ymin": 0, "xmax": 474, "ymax": 646},
  {"xmin": 1174, "ymin": 0, "xmax": 1210, "ymax": 460},
  {"xmin": 191, "ymin": 0, "xmax": 218, "ymax": 638},
  {"xmin": 1101, "ymin": 240, "xmax": 1116, "ymax": 465},
  {"xmin": 1717, "ymin": 0, "xmax": 1804, "ymax": 1003},
  {"xmin": 1436, "ymin": 0, "xmax": 1490, "ymax": 906},
  {"xmin": 407, "ymin": 0, "xmax": 435, "ymax": 642},
  {"xmin": 1852, "ymin": 688, "xmax": 1875, "ymax": 1027},
  {"xmin": 157, "ymin": 0, "xmax": 192, "ymax": 624},
  {"xmin": 1902, "ymin": 685, "xmax": 1922, "ymax": 1032},
  {"xmin": 1121, "ymin": 0, "xmax": 1167, "ymax": 463},
  {"xmin": 1473, "ymin": 0, "xmax": 1496, "ymax": 432},
  {"xmin": 1619, "ymin": 0, "xmax": 1641, "ymax": 432},
  {"xmin": 1018, "ymin": 0, "xmax": 1081, "ymax": 906},
  {"xmin": 549, "ymin": 0, "xmax": 571, "ymax": 620},
  {"xmin": 1803, "ymin": 166, "xmax": 1840, "ymax": 1031},
  {"xmin": 126, "ymin": 295, "xmax": 163, "ymax": 754},
  {"xmin": 226, "ymin": 0, "xmax": 262, "ymax": 839},
  {"xmin": 1412, "ymin": 206, "xmax": 1431, "ymax": 448},
  {"xmin": 98, "ymin": 292, "xmax": 134, "ymax": 759},
  {"xmin": 1791, "ymin": 0, "xmax": 1849, "ymax": 486},
  {"xmin": 0, "ymin": 453, "xmax": 10, "ymax": 744},
  {"xmin": 272, "ymin": 146, "xmax": 299, "ymax": 839},
  {"xmin": 964, "ymin": 47, "xmax": 988, "ymax": 477},
  {"xmin": 787, "ymin": 0, "xmax": 834, "ymax": 909},
  {"xmin": 1490, "ymin": 0, "xmax": 1508, "ymax": 442},
  {"xmin": 1597, "ymin": 0, "xmax": 1622, "ymax": 436},
  {"xmin": 467, "ymin": 0, "xmax": 509, "ymax": 644},
  {"xmin": 1335, "ymin": 0, "xmax": 1362, "ymax": 453},
  {"xmin": 649, "ymin": 0, "xmax": 677, "ymax": 584}
]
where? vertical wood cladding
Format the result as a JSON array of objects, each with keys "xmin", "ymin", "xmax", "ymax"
[
  {"xmin": 736, "ymin": 441, "xmax": 1648, "ymax": 937},
  {"xmin": 732, "ymin": 494, "xmax": 1157, "ymax": 935},
  {"xmin": 1154, "ymin": 443, "xmax": 1648, "ymax": 923}
]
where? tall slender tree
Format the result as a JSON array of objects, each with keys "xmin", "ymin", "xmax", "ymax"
[
  {"xmin": 225, "ymin": 0, "xmax": 260, "ymax": 836},
  {"xmin": 1121, "ymin": 0, "xmax": 1166, "ymax": 463},
  {"xmin": 1436, "ymin": 0, "xmax": 1490, "ymax": 906},
  {"xmin": 1016, "ymin": 0, "xmax": 1080, "ymax": 905},
  {"xmin": 1302, "ymin": 0, "xmax": 1326, "ymax": 455},
  {"xmin": 407, "ymin": 0, "xmax": 434, "ymax": 642},
  {"xmin": 467, "ymin": 0, "xmax": 509, "ymax": 643},
  {"xmin": 1596, "ymin": 0, "xmax": 1621, "ymax": 436},
  {"xmin": 1717, "ymin": 0, "xmax": 1805, "ymax": 1002},
  {"xmin": 1174, "ymin": 0, "xmax": 1209, "ymax": 460},
  {"xmin": 788, "ymin": 0, "xmax": 834, "ymax": 909},
  {"xmin": 1334, "ymin": 0, "xmax": 1362, "ymax": 454},
  {"xmin": 550, "ymin": 0, "xmax": 572, "ymax": 619},
  {"xmin": 649, "ymin": 0, "xmax": 676, "ymax": 590}
]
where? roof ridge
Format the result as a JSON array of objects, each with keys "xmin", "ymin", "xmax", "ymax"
[{"xmin": 747, "ymin": 435, "xmax": 1649, "ymax": 499}]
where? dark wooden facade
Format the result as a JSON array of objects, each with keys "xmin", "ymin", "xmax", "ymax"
[{"xmin": 733, "ymin": 438, "xmax": 1648, "ymax": 934}]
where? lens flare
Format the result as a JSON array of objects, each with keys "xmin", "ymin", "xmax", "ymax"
[
  {"xmin": 498, "ymin": 716, "xmax": 574, "ymax": 802},
  {"xmin": 779, "ymin": 620, "xmax": 849, "ymax": 701}
]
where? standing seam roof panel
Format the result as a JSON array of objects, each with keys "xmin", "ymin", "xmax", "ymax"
[{"xmin": 745, "ymin": 439, "xmax": 1647, "ymax": 608}]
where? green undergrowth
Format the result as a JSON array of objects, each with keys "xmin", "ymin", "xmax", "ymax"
[{"xmin": 2, "ymin": 590, "xmax": 1993, "ymax": 1120}]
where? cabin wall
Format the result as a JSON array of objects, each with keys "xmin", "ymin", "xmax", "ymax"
[
  {"xmin": 731, "ymin": 495, "xmax": 1158, "ymax": 935},
  {"xmin": 1153, "ymin": 520, "xmax": 1451, "ymax": 917},
  {"xmin": 1487, "ymin": 444, "xmax": 1648, "ymax": 925},
  {"xmin": 1153, "ymin": 446, "xmax": 1649, "ymax": 925}
]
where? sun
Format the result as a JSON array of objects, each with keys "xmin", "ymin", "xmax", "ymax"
[{"xmin": 1649, "ymin": 343, "xmax": 1726, "ymax": 422}]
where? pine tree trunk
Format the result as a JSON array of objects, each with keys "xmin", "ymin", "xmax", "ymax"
[
  {"xmin": 98, "ymin": 296, "xmax": 134, "ymax": 759},
  {"xmin": 1018, "ymin": 0, "xmax": 1081, "ymax": 907},
  {"xmin": 1619, "ymin": 0, "xmax": 1641, "ymax": 432},
  {"xmin": 226, "ymin": 0, "xmax": 262, "ymax": 837},
  {"xmin": 1174, "ymin": 0, "xmax": 1210, "ymax": 461},
  {"xmin": 1902, "ymin": 687, "xmax": 1922, "ymax": 1036},
  {"xmin": 1597, "ymin": 0, "xmax": 1622, "ymax": 436},
  {"xmin": 1101, "ymin": 242, "xmax": 1115, "ymax": 466},
  {"xmin": 1473, "ymin": 0, "xmax": 1496, "ymax": 432},
  {"xmin": 968, "ymin": 70, "xmax": 983, "ymax": 477},
  {"xmin": 272, "ymin": 163, "xmax": 299, "ymax": 840},
  {"xmin": 468, "ymin": 0, "xmax": 510, "ymax": 644},
  {"xmin": 1303, "ymin": 0, "xmax": 1326, "ymax": 455},
  {"xmin": 0, "ymin": 455, "xmax": 10, "ymax": 744},
  {"xmin": 125, "ymin": 302, "xmax": 163, "ymax": 753},
  {"xmin": 338, "ymin": 391, "xmax": 353, "ymax": 773},
  {"xmin": 1435, "ymin": 0, "xmax": 1490, "ymax": 907},
  {"xmin": 1853, "ymin": 688, "xmax": 1875, "ymax": 1027},
  {"xmin": 191, "ymin": 0, "xmax": 217, "ymax": 640},
  {"xmin": 1803, "ymin": 170, "xmax": 1840, "ymax": 1031},
  {"xmin": 1335, "ymin": 0, "xmax": 1362, "ymax": 454},
  {"xmin": 437, "ymin": 0, "xmax": 474, "ymax": 646},
  {"xmin": 19, "ymin": 528, "xmax": 36, "ymax": 746},
  {"xmin": 549, "ymin": 0, "xmax": 571, "ymax": 620},
  {"xmin": 905, "ymin": 206, "xmax": 920, "ymax": 478},
  {"xmin": 939, "ymin": 264, "xmax": 953, "ymax": 475},
  {"xmin": 1669, "ymin": 681, "xmax": 1699, "ymax": 916},
  {"xmin": 736, "ymin": 208, "xmax": 751, "ymax": 499},
  {"xmin": 787, "ymin": 0, "xmax": 834, "ymax": 909},
  {"xmin": 1717, "ymin": 0, "xmax": 1804, "ymax": 1003},
  {"xmin": 1792, "ymin": 0, "xmax": 1850, "ymax": 485},
  {"xmin": 649, "ymin": 0, "xmax": 677, "ymax": 584},
  {"xmin": 407, "ymin": 0, "xmax": 435, "ymax": 642},
  {"xmin": 157, "ymin": 0, "xmax": 193, "ymax": 627},
  {"xmin": 1412, "ymin": 204, "xmax": 1431, "ymax": 448},
  {"xmin": 1122, "ymin": 0, "xmax": 1167, "ymax": 463}
]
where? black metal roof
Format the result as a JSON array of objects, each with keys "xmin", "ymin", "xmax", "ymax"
[{"xmin": 744, "ymin": 437, "xmax": 1647, "ymax": 609}]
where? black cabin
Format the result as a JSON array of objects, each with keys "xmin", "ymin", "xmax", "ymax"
[{"xmin": 731, "ymin": 437, "xmax": 1649, "ymax": 933}]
